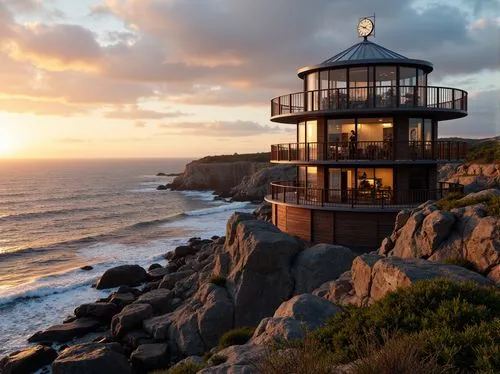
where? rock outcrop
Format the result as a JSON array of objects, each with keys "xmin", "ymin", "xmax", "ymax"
[
  {"xmin": 95, "ymin": 265, "xmax": 148, "ymax": 289},
  {"xmin": 379, "ymin": 190, "xmax": 500, "ymax": 282},
  {"xmin": 169, "ymin": 161, "xmax": 268, "ymax": 196},
  {"xmin": 230, "ymin": 165, "xmax": 297, "ymax": 201},
  {"xmin": 0, "ymin": 345, "xmax": 57, "ymax": 374},
  {"xmin": 28, "ymin": 318, "xmax": 102, "ymax": 343},
  {"xmin": 322, "ymin": 254, "xmax": 493, "ymax": 307},
  {"xmin": 52, "ymin": 343, "xmax": 132, "ymax": 374},
  {"xmin": 440, "ymin": 163, "xmax": 499, "ymax": 193}
]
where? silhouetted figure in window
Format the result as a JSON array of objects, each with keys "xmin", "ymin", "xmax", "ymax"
[{"xmin": 349, "ymin": 130, "xmax": 357, "ymax": 158}]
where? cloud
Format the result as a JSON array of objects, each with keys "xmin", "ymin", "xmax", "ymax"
[
  {"xmin": 157, "ymin": 120, "xmax": 290, "ymax": 137},
  {"xmin": 103, "ymin": 105, "xmax": 190, "ymax": 119},
  {"xmin": 54, "ymin": 137, "xmax": 93, "ymax": 143},
  {"xmin": 134, "ymin": 121, "xmax": 146, "ymax": 128}
]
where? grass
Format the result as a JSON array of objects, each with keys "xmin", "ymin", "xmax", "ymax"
[
  {"xmin": 254, "ymin": 280, "xmax": 500, "ymax": 373},
  {"xmin": 209, "ymin": 354, "xmax": 227, "ymax": 365},
  {"xmin": 208, "ymin": 275, "xmax": 227, "ymax": 287},
  {"xmin": 443, "ymin": 257, "xmax": 479, "ymax": 273},
  {"xmin": 437, "ymin": 193, "xmax": 500, "ymax": 216},
  {"xmin": 197, "ymin": 152, "xmax": 271, "ymax": 164},
  {"xmin": 218, "ymin": 326, "xmax": 255, "ymax": 349},
  {"xmin": 465, "ymin": 140, "xmax": 500, "ymax": 163}
]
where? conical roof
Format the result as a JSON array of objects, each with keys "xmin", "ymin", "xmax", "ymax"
[
  {"xmin": 297, "ymin": 39, "xmax": 433, "ymax": 77},
  {"xmin": 322, "ymin": 39, "xmax": 408, "ymax": 63}
]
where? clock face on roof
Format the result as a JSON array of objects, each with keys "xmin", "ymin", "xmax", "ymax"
[{"xmin": 358, "ymin": 18, "xmax": 374, "ymax": 37}]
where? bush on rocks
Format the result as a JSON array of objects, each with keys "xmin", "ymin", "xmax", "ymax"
[
  {"xmin": 218, "ymin": 327, "xmax": 255, "ymax": 349},
  {"xmin": 313, "ymin": 279, "xmax": 500, "ymax": 371}
]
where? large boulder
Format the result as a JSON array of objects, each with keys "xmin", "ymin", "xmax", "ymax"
[
  {"xmin": 145, "ymin": 283, "xmax": 234, "ymax": 357},
  {"xmin": 221, "ymin": 213, "xmax": 302, "ymax": 327},
  {"xmin": 369, "ymin": 257, "xmax": 492, "ymax": 302},
  {"xmin": 0, "ymin": 345, "xmax": 57, "ymax": 374},
  {"xmin": 130, "ymin": 343, "xmax": 169, "ymax": 373},
  {"xmin": 52, "ymin": 343, "xmax": 132, "ymax": 374},
  {"xmin": 28, "ymin": 318, "xmax": 101, "ymax": 343},
  {"xmin": 134, "ymin": 289, "xmax": 173, "ymax": 314},
  {"xmin": 74, "ymin": 303, "xmax": 120, "ymax": 321},
  {"xmin": 273, "ymin": 294, "xmax": 341, "ymax": 329},
  {"xmin": 292, "ymin": 244, "xmax": 356, "ymax": 294},
  {"xmin": 198, "ymin": 344, "xmax": 267, "ymax": 374},
  {"xmin": 111, "ymin": 303, "xmax": 154, "ymax": 338},
  {"xmin": 95, "ymin": 265, "xmax": 148, "ymax": 289},
  {"xmin": 251, "ymin": 294, "xmax": 341, "ymax": 345}
]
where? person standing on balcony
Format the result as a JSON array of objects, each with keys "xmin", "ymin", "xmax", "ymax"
[{"xmin": 349, "ymin": 130, "xmax": 357, "ymax": 157}]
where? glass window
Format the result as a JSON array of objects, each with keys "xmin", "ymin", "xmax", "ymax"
[
  {"xmin": 357, "ymin": 118, "xmax": 392, "ymax": 142},
  {"xmin": 375, "ymin": 168, "xmax": 393, "ymax": 190},
  {"xmin": 357, "ymin": 168, "xmax": 375, "ymax": 191},
  {"xmin": 306, "ymin": 120, "xmax": 317, "ymax": 143},
  {"xmin": 307, "ymin": 72, "xmax": 318, "ymax": 91},
  {"xmin": 409, "ymin": 118, "xmax": 422, "ymax": 142},
  {"xmin": 320, "ymin": 70, "xmax": 329, "ymax": 90},
  {"xmin": 329, "ymin": 69, "xmax": 346, "ymax": 89},
  {"xmin": 417, "ymin": 69, "xmax": 427, "ymax": 87},
  {"xmin": 327, "ymin": 119, "xmax": 354, "ymax": 143},
  {"xmin": 399, "ymin": 67, "xmax": 416, "ymax": 86},
  {"xmin": 424, "ymin": 119, "xmax": 432, "ymax": 142},
  {"xmin": 298, "ymin": 121, "xmax": 306, "ymax": 143},
  {"xmin": 375, "ymin": 66, "xmax": 396, "ymax": 86},
  {"xmin": 307, "ymin": 167, "xmax": 317, "ymax": 187},
  {"xmin": 298, "ymin": 166, "xmax": 306, "ymax": 187}
]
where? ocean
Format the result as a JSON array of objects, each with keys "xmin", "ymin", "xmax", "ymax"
[{"xmin": 0, "ymin": 158, "xmax": 254, "ymax": 356}]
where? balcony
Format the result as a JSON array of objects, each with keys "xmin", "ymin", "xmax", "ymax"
[
  {"xmin": 267, "ymin": 181, "xmax": 463, "ymax": 210},
  {"xmin": 271, "ymin": 140, "xmax": 467, "ymax": 163},
  {"xmin": 270, "ymin": 85, "xmax": 467, "ymax": 123}
]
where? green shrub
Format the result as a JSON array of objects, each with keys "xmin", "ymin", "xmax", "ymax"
[
  {"xmin": 486, "ymin": 196, "xmax": 500, "ymax": 217},
  {"xmin": 209, "ymin": 354, "xmax": 227, "ymax": 365},
  {"xmin": 150, "ymin": 362, "xmax": 204, "ymax": 374},
  {"xmin": 313, "ymin": 279, "xmax": 500, "ymax": 371},
  {"xmin": 208, "ymin": 276, "xmax": 227, "ymax": 287},
  {"xmin": 465, "ymin": 140, "xmax": 500, "ymax": 163},
  {"xmin": 218, "ymin": 327, "xmax": 255, "ymax": 349}
]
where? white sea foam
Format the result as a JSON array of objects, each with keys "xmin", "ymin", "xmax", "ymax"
[
  {"xmin": 179, "ymin": 190, "xmax": 217, "ymax": 201},
  {"xmin": 184, "ymin": 201, "xmax": 251, "ymax": 216}
]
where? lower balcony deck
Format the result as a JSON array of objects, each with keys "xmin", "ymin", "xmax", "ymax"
[{"xmin": 266, "ymin": 181, "xmax": 463, "ymax": 212}]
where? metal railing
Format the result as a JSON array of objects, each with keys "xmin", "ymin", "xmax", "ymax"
[
  {"xmin": 268, "ymin": 181, "xmax": 463, "ymax": 209},
  {"xmin": 271, "ymin": 140, "xmax": 467, "ymax": 162},
  {"xmin": 271, "ymin": 85, "xmax": 467, "ymax": 116}
]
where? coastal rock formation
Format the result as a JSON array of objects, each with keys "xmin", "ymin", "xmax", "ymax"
[
  {"xmin": 52, "ymin": 343, "xmax": 132, "ymax": 374},
  {"xmin": 322, "ymin": 254, "xmax": 493, "ymax": 307},
  {"xmin": 111, "ymin": 303, "xmax": 154, "ymax": 338},
  {"xmin": 0, "ymin": 345, "xmax": 57, "ymax": 374},
  {"xmin": 74, "ymin": 302, "xmax": 120, "ymax": 321},
  {"xmin": 221, "ymin": 213, "xmax": 303, "ymax": 326},
  {"xmin": 130, "ymin": 343, "xmax": 169, "ymax": 373},
  {"xmin": 169, "ymin": 161, "xmax": 268, "ymax": 196},
  {"xmin": 292, "ymin": 243, "xmax": 356, "ymax": 294},
  {"xmin": 379, "ymin": 189, "xmax": 500, "ymax": 281},
  {"xmin": 95, "ymin": 264, "xmax": 148, "ymax": 289},
  {"xmin": 230, "ymin": 165, "xmax": 297, "ymax": 201},
  {"xmin": 198, "ymin": 344, "xmax": 268, "ymax": 374},
  {"xmin": 439, "ymin": 163, "xmax": 499, "ymax": 193},
  {"xmin": 28, "ymin": 317, "xmax": 102, "ymax": 343}
]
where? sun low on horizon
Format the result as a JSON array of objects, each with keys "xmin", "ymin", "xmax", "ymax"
[{"xmin": 0, "ymin": 0, "xmax": 497, "ymax": 159}]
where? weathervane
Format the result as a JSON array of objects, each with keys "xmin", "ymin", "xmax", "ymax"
[{"xmin": 357, "ymin": 15, "xmax": 375, "ymax": 40}]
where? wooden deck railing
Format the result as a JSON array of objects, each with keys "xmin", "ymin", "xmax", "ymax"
[
  {"xmin": 268, "ymin": 181, "xmax": 464, "ymax": 209},
  {"xmin": 271, "ymin": 140, "xmax": 467, "ymax": 162},
  {"xmin": 271, "ymin": 85, "xmax": 467, "ymax": 116}
]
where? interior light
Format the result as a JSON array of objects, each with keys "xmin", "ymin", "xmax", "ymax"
[{"xmin": 382, "ymin": 123, "xmax": 393, "ymax": 128}]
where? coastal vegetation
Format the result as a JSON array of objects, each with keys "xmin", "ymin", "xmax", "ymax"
[
  {"xmin": 196, "ymin": 152, "xmax": 271, "ymax": 164},
  {"xmin": 259, "ymin": 279, "xmax": 500, "ymax": 373},
  {"xmin": 465, "ymin": 138, "xmax": 500, "ymax": 163},
  {"xmin": 437, "ymin": 191, "xmax": 500, "ymax": 216},
  {"xmin": 218, "ymin": 327, "xmax": 256, "ymax": 349}
]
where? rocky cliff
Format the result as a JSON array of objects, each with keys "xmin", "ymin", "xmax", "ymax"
[
  {"xmin": 439, "ymin": 162, "xmax": 499, "ymax": 193},
  {"xmin": 379, "ymin": 188, "xmax": 500, "ymax": 283},
  {"xmin": 6, "ymin": 204, "xmax": 497, "ymax": 373}
]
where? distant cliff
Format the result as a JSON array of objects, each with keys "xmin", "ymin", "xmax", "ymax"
[{"xmin": 168, "ymin": 161, "xmax": 269, "ymax": 197}]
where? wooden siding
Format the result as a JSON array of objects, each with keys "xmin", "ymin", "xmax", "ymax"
[
  {"xmin": 286, "ymin": 206, "xmax": 311, "ymax": 241},
  {"xmin": 272, "ymin": 202, "xmax": 397, "ymax": 248},
  {"xmin": 277, "ymin": 205, "xmax": 287, "ymax": 232},
  {"xmin": 312, "ymin": 210, "xmax": 334, "ymax": 243}
]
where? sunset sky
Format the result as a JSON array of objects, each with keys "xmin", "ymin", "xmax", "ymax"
[{"xmin": 0, "ymin": 0, "xmax": 498, "ymax": 159}]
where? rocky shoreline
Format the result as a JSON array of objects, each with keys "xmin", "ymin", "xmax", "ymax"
[{"xmin": 2, "ymin": 189, "xmax": 498, "ymax": 373}]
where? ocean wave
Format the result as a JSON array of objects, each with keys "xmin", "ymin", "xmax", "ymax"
[
  {"xmin": 0, "ymin": 206, "xmax": 100, "ymax": 222},
  {"xmin": 184, "ymin": 201, "xmax": 251, "ymax": 216}
]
